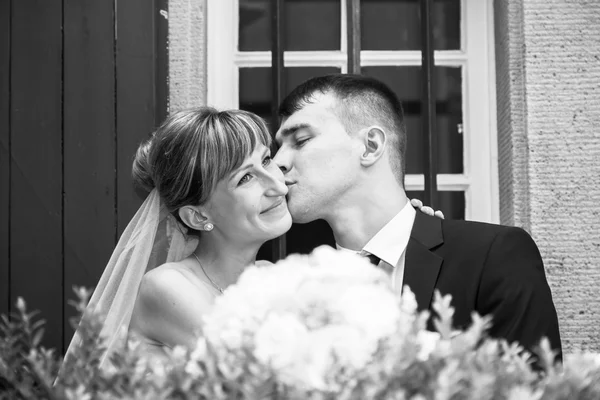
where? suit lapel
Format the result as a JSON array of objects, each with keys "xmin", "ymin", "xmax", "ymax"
[{"xmin": 403, "ymin": 211, "xmax": 444, "ymax": 311}]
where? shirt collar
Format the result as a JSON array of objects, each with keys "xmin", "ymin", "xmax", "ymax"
[
  {"xmin": 360, "ymin": 201, "xmax": 416, "ymax": 267},
  {"xmin": 336, "ymin": 243, "xmax": 359, "ymax": 255}
]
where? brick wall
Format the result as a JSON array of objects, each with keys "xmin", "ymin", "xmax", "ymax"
[
  {"xmin": 169, "ymin": 0, "xmax": 207, "ymax": 111},
  {"xmin": 495, "ymin": 0, "xmax": 600, "ymax": 352}
]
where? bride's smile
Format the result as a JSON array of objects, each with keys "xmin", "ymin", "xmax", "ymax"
[{"xmin": 261, "ymin": 196, "xmax": 285, "ymax": 214}]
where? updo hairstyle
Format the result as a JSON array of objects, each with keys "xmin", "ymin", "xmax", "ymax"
[{"xmin": 132, "ymin": 107, "xmax": 272, "ymax": 213}]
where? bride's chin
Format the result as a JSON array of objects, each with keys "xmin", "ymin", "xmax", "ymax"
[{"xmin": 261, "ymin": 214, "xmax": 292, "ymax": 240}]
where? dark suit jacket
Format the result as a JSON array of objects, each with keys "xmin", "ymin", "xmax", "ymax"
[{"xmin": 403, "ymin": 211, "xmax": 562, "ymax": 362}]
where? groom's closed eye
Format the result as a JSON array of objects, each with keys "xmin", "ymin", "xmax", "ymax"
[
  {"xmin": 294, "ymin": 136, "xmax": 310, "ymax": 148},
  {"xmin": 276, "ymin": 123, "xmax": 312, "ymax": 145}
]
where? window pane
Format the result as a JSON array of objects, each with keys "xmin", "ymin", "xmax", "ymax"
[
  {"xmin": 407, "ymin": 191, "xmax": 465, "ymax": 220},
  {"xmin": 361, "ymin": 0, "xmax": 461, "ymax": 51},
  {"xmin": 239, "ymin": 0, "xmax": 341, "ymax": 51},
  {"xmin": 362, "ymin": 66, "xmax": 463, "ymax": 174},
  {"xmin": 239, "ymin": 67, "xmax": 340, "ymax": 127}
]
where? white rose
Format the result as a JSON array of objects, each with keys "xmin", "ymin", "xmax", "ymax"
[
  {"xmin": 337, "ymin": 285, "xmax": 400, "ymax": 342},
  {"xmin": 312, "ymin": 325, "xmax": 374, "ymax": 371},
  {"xmin": 204, "ymin": 315, "xmax": 248, "ymax": 352},
  {"xmin": 253, "ymin": 313, "xmax": 331, "ymax": 391},
  {"xmin": 253, "ymin": 313, "xmax": 309, "ymax": 373},
  {"xmin": 309, "ymin": 246, "xmax": 382, "ymax": 282}
]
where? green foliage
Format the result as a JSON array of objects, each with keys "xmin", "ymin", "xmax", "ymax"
[
  {"xmin": 0, "ymin": 297, "xmax": 61, "ymax": 400},
  {"xmin": 0, "ymin": 287, "xmax": 598, "ymax": 400}
]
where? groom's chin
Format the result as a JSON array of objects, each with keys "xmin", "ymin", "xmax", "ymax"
[
  {"xmin": 289, "ymin": 211, "xmax": 317, "ymax": 224},
  {"xmin": 286, "ymin": 198, "xmax": 320, "ymax": 224}
]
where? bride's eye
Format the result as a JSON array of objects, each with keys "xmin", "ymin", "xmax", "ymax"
[
  {"xmin": 262, "ymin": 155, "xmax": 272, "ymax": 167},
  {"xmin": 238, "ymin": 174, "xmax": 252, "ymax": 185}
]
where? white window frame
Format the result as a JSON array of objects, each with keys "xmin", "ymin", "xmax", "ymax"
[{"xmin": 207, "ymin": 0, "xmax": 499, "ymax": 223}]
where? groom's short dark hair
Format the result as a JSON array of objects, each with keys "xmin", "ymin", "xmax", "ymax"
[{"xmin": 279, "ymin": 73, "xmax": 407, "ymax": 186}]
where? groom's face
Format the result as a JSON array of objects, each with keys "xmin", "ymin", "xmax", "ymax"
[{"xmin": 274, "ymin": 92, "xmax": 362, "ymax": 223}]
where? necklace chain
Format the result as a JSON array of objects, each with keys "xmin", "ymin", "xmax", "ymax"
[{"xmin": 192, "ymin": 253, "xmax": 224, "ymax": 294}]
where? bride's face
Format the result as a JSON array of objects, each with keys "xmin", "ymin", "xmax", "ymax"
[{"xmin": 203, "ymin": 144, "xmax": 292, "ymax": 244}]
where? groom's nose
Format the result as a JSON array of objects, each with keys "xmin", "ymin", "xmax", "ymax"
[{"xmin": 273, "ymin": 147, "xmax": 290, "ymax": 174}]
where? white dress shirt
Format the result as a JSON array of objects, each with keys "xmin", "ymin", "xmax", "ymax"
[{"xmin": 337, "ymin": 201, "xmax": 416, "ymax": 291}]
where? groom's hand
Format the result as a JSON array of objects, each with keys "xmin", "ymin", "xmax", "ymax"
[{"xmin": 410, "ymin": 198, "xmax": 445, "ymax": 219}]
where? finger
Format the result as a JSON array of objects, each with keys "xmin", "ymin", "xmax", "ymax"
[
  {"xmin": 410, "ymin": 198, "xmax": 424, "ymax": 208},
  {"xmin": 421, "ymin": 206, "xmax": 434, "ymax": 216},
  {"xmin": 434, "ymin": 210, "xmax": 445, "ymax": 219}
]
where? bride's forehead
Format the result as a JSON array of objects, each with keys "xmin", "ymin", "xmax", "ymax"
[{"xmin": 239, "ymin": 144, "xmax": 269, "ymax": 166}]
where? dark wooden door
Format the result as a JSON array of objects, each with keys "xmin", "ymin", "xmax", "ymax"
[{"xmin": 0, "ymin": 0, "xmax": 168, "ymax": 353}]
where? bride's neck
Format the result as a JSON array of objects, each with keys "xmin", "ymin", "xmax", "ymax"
[{"xmin": 193, "ymin": 234, "xmax": 261, "ymax": 288}]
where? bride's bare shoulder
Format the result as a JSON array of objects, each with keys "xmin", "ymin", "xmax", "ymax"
[
  {"xmin": 140, "ymin": 262, "xmax": 186, "ymax": 293},
  {"xmin": 144, "ymin": 261, "xmax": 189, "ymax": 280},
  {"xmin": 134, "ymin": 261, "xmax": 215, "ymax": 326},
  {"xmin": 139, "ymin": 261, "xmax": 211, "ymax": 302},
  {"xmin": 131, "ymin": 261, "xmax": 213, "ymax": 348}
]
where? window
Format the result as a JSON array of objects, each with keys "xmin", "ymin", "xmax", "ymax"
[{"xmin": 207, "ymin": 0, "xmax": 498, "ymax": 253}]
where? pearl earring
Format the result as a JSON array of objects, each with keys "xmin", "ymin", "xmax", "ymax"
[{"xmin": 204, "ymin": 222, "xmax": 214, "ymax": 232}]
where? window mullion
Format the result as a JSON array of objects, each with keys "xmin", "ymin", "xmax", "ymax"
[
  {"xmin": 420, "ymin": 0, "xmax": 439, "ymax": 208},
  {"xmin": 270, "ymin": 0, "xmax": 286, "ymax": 261},
  {"xmin": 346, "ymin": 0, "xmax": 361, "ymax": 74}
]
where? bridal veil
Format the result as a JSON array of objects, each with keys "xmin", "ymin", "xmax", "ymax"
[{"xmin": 61, "ymin": 189, "xmax": 198, "ymax": 369}]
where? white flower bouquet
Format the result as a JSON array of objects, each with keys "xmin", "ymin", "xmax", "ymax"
[{"xmin": 199, "ymin": 245, "xmax": 436, "ymax": 398}]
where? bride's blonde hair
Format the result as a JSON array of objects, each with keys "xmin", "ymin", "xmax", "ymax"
[{"xmin": 132, "ymin": 107, "xmax": 272, "ymax": 212}]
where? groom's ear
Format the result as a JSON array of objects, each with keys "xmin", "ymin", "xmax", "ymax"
[
  {"xmin": 360, "ymin": 126, "xmax": 386, "ymax": 167},
  {"xmin": 179, "ymin": 205, "xmax": 210, "ymax": 231}
]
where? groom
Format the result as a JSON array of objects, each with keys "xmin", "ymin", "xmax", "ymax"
[{"xmin": 273, "ymin": 74, "xmax": 562, "ymax": 360}]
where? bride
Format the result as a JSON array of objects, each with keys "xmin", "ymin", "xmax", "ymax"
[
  {"xmin": 64, "ymin": 107, "xmax": 292, "ymax": 366},
  {"xmin": 128, "ymin": 107, "xmax": 292, "ymax": 356}
]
